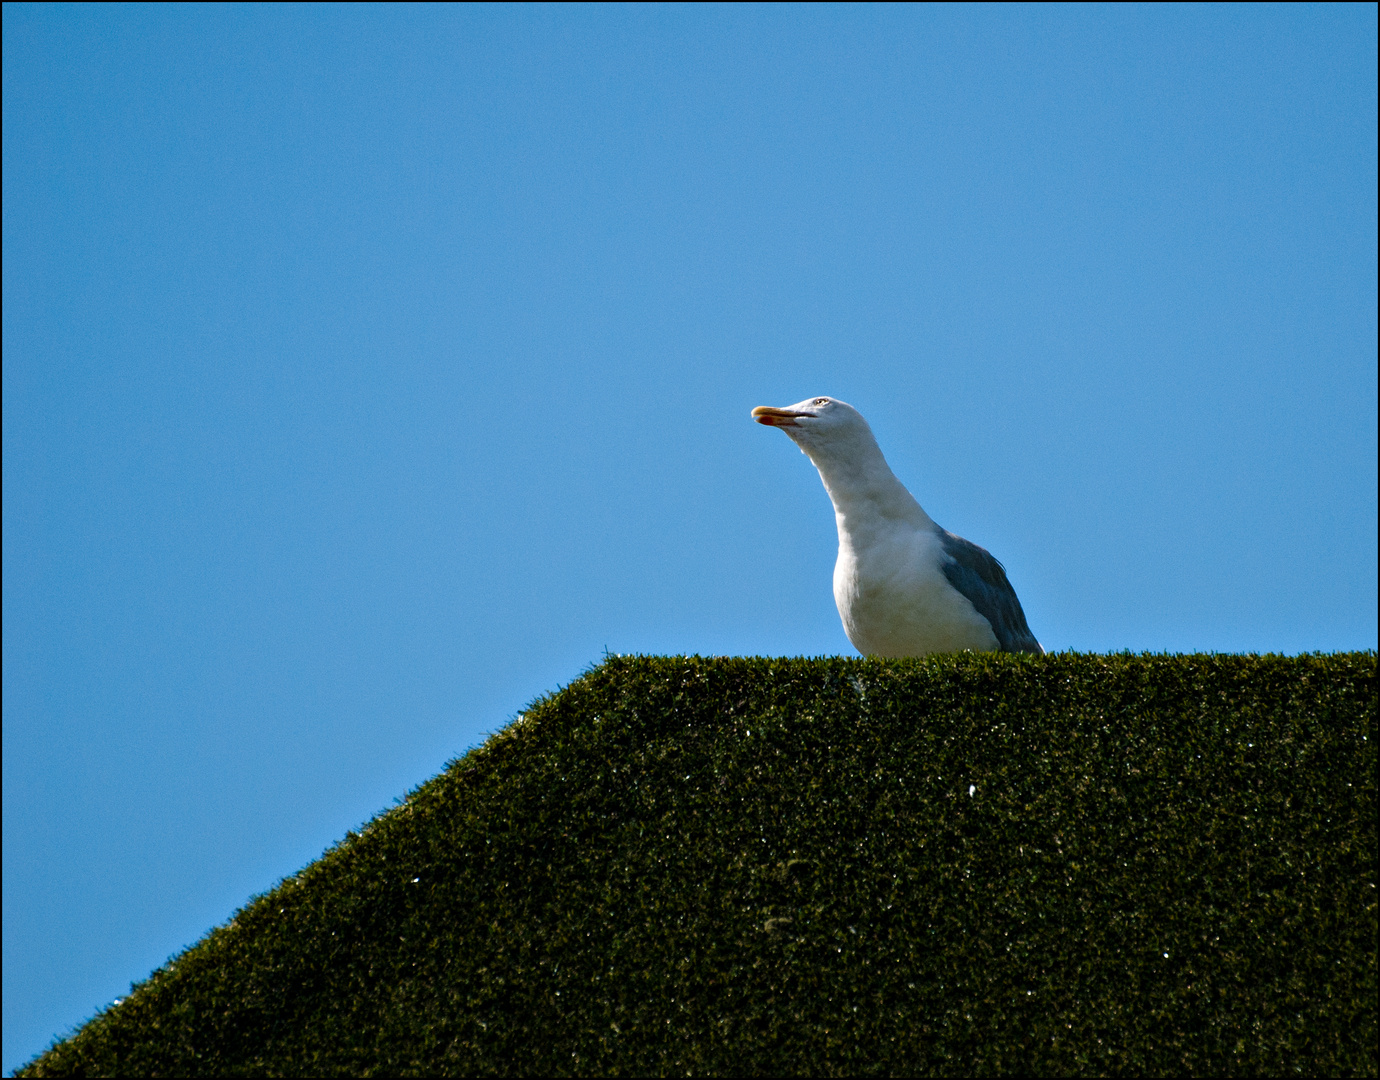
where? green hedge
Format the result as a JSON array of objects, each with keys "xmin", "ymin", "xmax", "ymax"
[{"xmin": 17, "ymin": 653, "xmax": 1377, "ymax": 1077}]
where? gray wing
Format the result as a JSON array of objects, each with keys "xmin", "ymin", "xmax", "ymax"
[{"xmin": 936, "ymin": 528, "xmax": 1043, "ymax": 655}]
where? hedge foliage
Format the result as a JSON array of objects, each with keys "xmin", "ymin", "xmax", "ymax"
[{"xmin": 17, "ymin": 652, "xmax": 1377, "ymax": 1077}]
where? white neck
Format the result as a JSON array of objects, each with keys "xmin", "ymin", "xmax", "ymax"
[{"xmin": 800, "ymin": 429, "xmax": 934, "ymax": 548}]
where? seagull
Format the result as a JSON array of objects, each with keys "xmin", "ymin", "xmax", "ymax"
[{"xmin": 752, "ymin": 396, "xmax": 1043, "ymax": 657}]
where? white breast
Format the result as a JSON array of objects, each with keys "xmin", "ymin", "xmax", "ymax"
[{"xmin": 833, "ymin": 522, "xmax": 999, "ymax": 657}]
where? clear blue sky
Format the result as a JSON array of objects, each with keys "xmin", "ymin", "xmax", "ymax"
[{"xmin": 3, "ymin": 3, "xmax": 1375, "ymax": 1071}]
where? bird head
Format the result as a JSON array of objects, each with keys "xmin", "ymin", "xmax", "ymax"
[
  {"xmin": 752, "ymin": 395, "xmax": 921, "ymax": 522},
  {"xmin": 751, "ymin": 396, "xmax": 872, "ymax": 456}
]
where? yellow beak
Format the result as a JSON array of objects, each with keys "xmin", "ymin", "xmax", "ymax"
[{"xmin": 751, "ymin": 406, "xmax": 815, "ymax": 427}]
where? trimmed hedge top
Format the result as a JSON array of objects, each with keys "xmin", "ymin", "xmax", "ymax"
[{"xmin": 17, "ymin": 652, "xmax": 1377, "ymax": 1077}]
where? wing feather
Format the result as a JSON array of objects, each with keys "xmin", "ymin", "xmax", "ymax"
[{"xmin": 936, "ymin": 529, "xmax": 1043, "ymax": 655}]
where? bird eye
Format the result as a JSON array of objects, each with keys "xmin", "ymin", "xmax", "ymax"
[{"xmin": 812, "ymin": 398, "xmax": 829, "ymax": 406}]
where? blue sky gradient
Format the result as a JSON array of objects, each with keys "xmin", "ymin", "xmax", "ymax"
[{"xmin": 4, "ymin": 4, "xmax": 1375, "ymax": 1071}]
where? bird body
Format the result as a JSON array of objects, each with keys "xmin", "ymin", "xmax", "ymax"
[{"xmin": 752, "ymin": 396, "xmax": 1042, "ymax": 657}]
